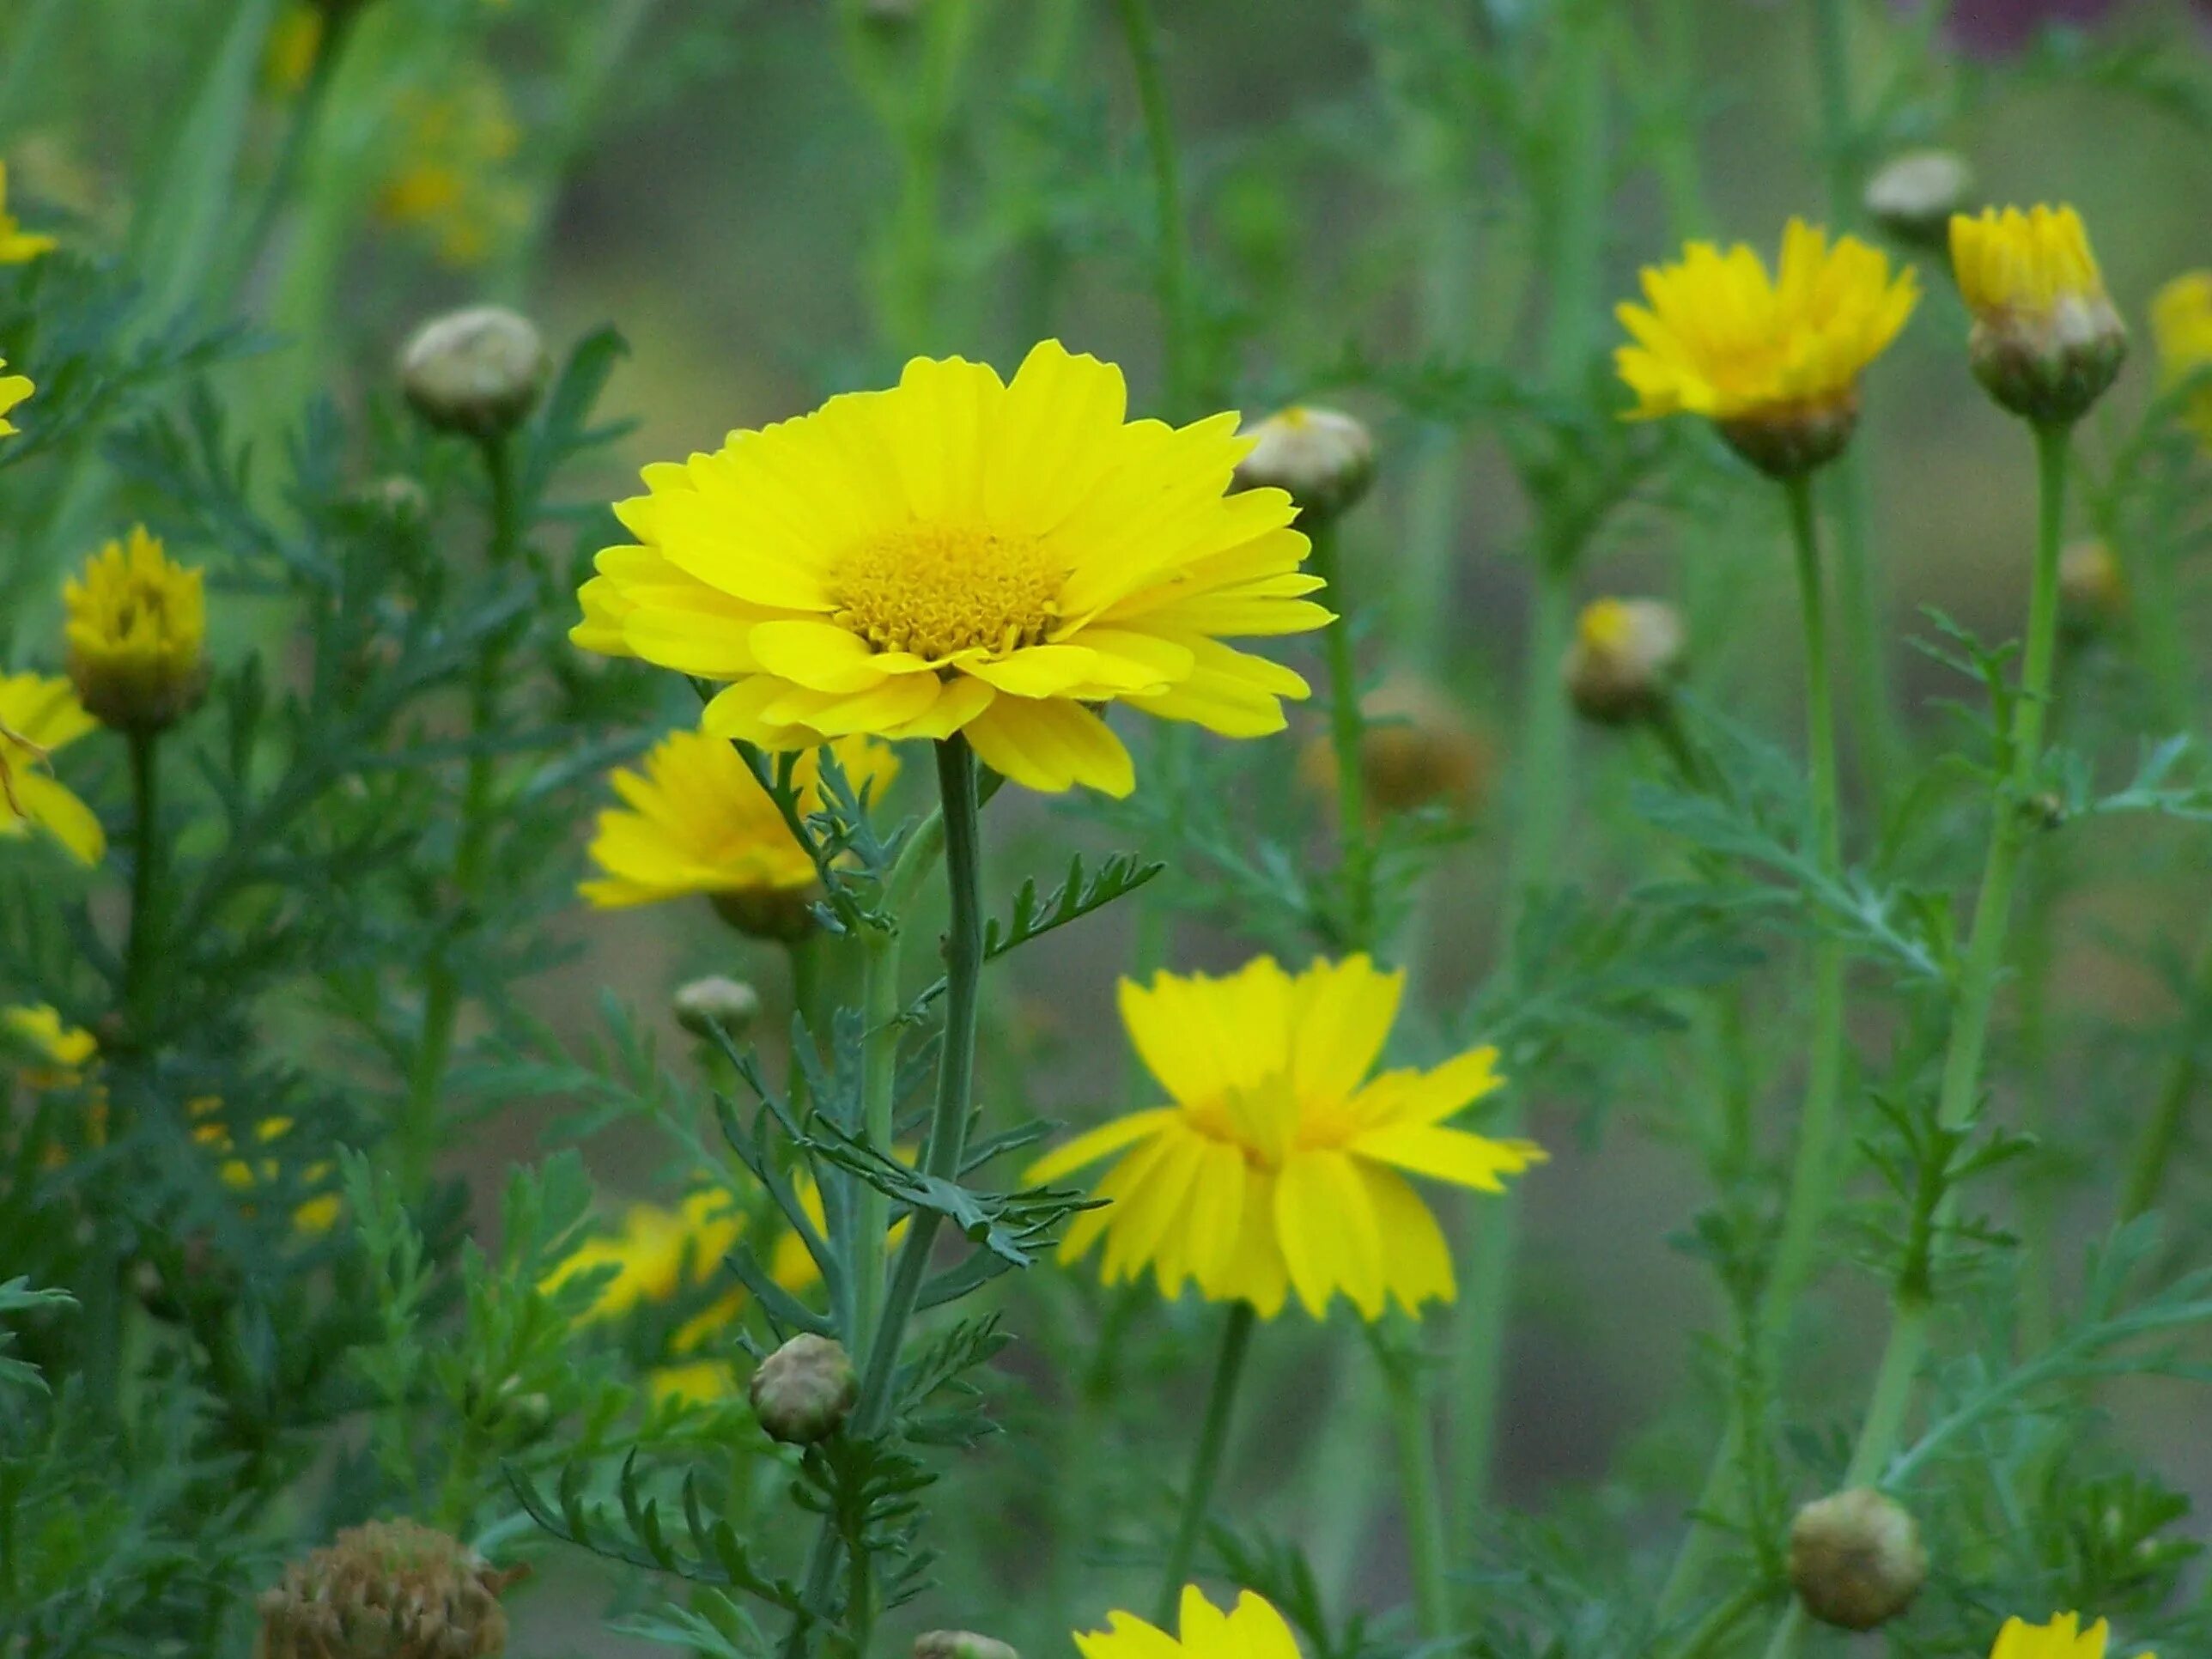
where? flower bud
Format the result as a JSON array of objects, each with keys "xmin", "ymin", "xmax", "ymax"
[
  {"xmin": 749, "ymin": 1333, "xmax": 857, "ymax": 1445},
  {"xmin": 64, "ymin": 526, "xmax": 210, "ymax": 734},
  {"xmin": 672, "ymin": 975, "xmax": 763, "ymax": 1040},
  {"xmin": 1297, "ymin": 677, "xmax": 1491, "ymax": 818},
  {"xmin": 1787, "ymin": 1488, "xmax": 1927, "ymax": 1632},
  {"xmin": 398, "ymin": 307, "xmax": 549, "ymax": 440},
  {"xmin": 915, "ymin": 1633, "xmax": 1020, "ymax": 1659},
  {"xmin": 257, "ymin": 1518, "xmax": 518, "ymax": 1659},
  {"xmin": 711, "ymin": 885, "xmax": 820, "ymax": 944},
  {"xmin": 352, "ymin": 475, "xmax": 430, "ymax": 524},
  {"xmin": 1233, "ymin": 406, "xmax": 1376, "ymax": 523},
  {"xmin": 1863, "ymin": 150, "xmax": 1974, "ymax": 252},
  {"xmin": 1953, "ymin": 206, "xmax": 2126, "ymax": 428},
  {"xmin": 2059, "ymin": 538, "xmax": 2126, "ymax": 635},
  {"xmin": 1719, "ymin": 397, "xmax": 1861, "ymax": 481},
  {"xmin": 1563, "ymin": 598, "xmax": 1686, "ymax": 726}
]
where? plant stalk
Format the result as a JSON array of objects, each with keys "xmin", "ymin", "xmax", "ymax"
[
  {"xmin": 1308, "ymin": 520, "xmax": 1374, "ymax": 948},
  {"xmin": 1113, "ymin": 0, "xmax": 1195, "ymax": 415},
  {"xmin": 1156, "ymin": 1302, "xmax": 1256, "ymax": 1624},
  {"xmin": 1374, "ymin": 1327, "xmax": 1451, "ymax": 1639}
]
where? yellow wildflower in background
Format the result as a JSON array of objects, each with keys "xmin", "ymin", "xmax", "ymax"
[
  {"xmin": 375, "ymin": 79, "xmax": 528, "ymax": 268},
  {"xmin": 580, "ymin": 730, "xmax": 898, "ymax": 935},
  {"xmin": 573, "ymin": 341, "xmax": 1328, "ymax": 797},
  {"xmin": 64, "ymin": 526, "xmax": 210, "ymax": 733},
  {"xmin": 2152, "ymin": 271, "xmax": 2212, "ymax": 446},
  {"xmin": 0, "ymin": 161, "xmax": 56, "ymax": 264},
  {"xmin": 1077, "ymin": 1588, "xmax": 1302, "ymax": 1659},
  {"xmin": 3, "ymin": 1004, "xmax": 97, "ymax": 1075},
  {"xmin": 1615, "ymin": 219, "xmax": 1917, "ymax": 476},
  {"xmin": 0, "ymin": 673, "xmax": 104, "ymax": 866},
  {"xmin": 1990, "ymin": 1613, "xmax": 2151, "ymax": 1659},
  {"xmin": 1951, "ymin": 205, "xmax": 2125, "ymax": 425},
  {"xmin": 1028, "ymin": 955, "xmax": 1542, "ymax": 1320},
  {"xmin": 0, "ymin": 359, "xmax": 31, "ymax": 438},
  {"xmin": 189, "ymin": 1099, "xmax": 342, "ymax": 1236}
]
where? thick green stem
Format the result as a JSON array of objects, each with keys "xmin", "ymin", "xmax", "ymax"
[
  {"xmin": 847, "ymin": 925, "xmax": 904, "ymax": 1350},
  {"xmin": 1757, "ymin": 426, "xmax": 2071, "ymax": 1659},
  {"xmin": 124, "ymin": 731, "xmax": 164, "ymax": 1037},
  {"xmin": 1659, "ymin": 475, "xmax": 1851, "ymax": 1621},
  {"xmin": 1373, "ymin": 1328, "xmax": 1451, "ymax": 1639},
  {"xmin": 1113, "ymin": 0, "xmax": 1195, "ymax": 416},
  {"xmin": 1309, "ymin": 522, "xmax": 1374, "ymax": 947},
  {"xmin": 1156, "ymin": 1302, "xmax": 1256, "ymax": 1624},
  {"xmin": 400, "ymin": 435, "xmax": 520, "ymax": 1195}
]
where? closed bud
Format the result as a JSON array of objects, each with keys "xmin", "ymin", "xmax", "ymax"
[
  {"xmin": 1719, "ymin": 396, "xmax": 1861, "ymax": 480},
  {"xmin": 1863, "ymin": 150, "xmax": 1974, "ymax": 252},
  {"xmin": 2059, "ymin": 539, "xmax": 2126, "ymax": 635},
  {"xmin": 672, "ymin": 975, "xmax": 762, "ymax": 1039},
  {"xmin": 750, "ymin": 1333, "xmax": 857, "ymax": 1444},
  {"xmin": 711, "ymin": 885, "xmax": 820, "ymax": 943},
  {"xmin": 257, "ymin": 1518, "xmax": 518, "ymax": 1659},
  {"xmin": 1233, "ymin": 406, "xmax": 1376, "ymax": 523},
  {"xmin": 398, "ymin": 307, "xmax": 549, "ymax": 440},
  {"xmin": 915, "ymin": 1634, "xmax": 1019, "ymax": 1659},
  {"xmin": 1563, "ymin": 598, "xmax": 1686, "ymax": 726},
  {"xmin": 64, "ymin": 526, "xmax": 210, "ymax": 734},
  {"xmin": 1953, "ymin": 206, "xmax": 2126, "ymax": 428},
  {"xmin": 1787, "ymin": 1488, "xmax": 1926, "ymax": 1632},
  {"xmin": 1297, "ymin": 677, "xmax": 1491, "ymax": 818}
]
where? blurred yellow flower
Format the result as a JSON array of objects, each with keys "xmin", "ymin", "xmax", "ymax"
[
  {"xmin": 189, "ymin": 1099, "xmax": 342, "ymax": 1236},
  {"xmin": 1077, "ymin": 1588, "xmax": 1301, "ymax": 1659},
  {"xmin": 1615, "ymin": 220, "xmax": 1917, "ymax": 475},
  {"xmin": 1027, "ymin": 955, "xmax": 1542, "ymax": 1320},
  {"xmin": 64, "ymin": 526, "xmax": 210, "ymax": 733},
  {"xmin": 0, "ymin": 673, "xmax": 104, "ymax": 866},
  {"xmin": 376, "ymin": 80, "xmax": 528, "ymax": 268},
  {"xmin": 573, "ymin": 341, "xmax": 1327, "ymax": 797},
  {"xmin": 579, "ymin": 729, "xmax": 898, "ymax": 916},
  {"xmin": 3, "ymin": 1004, "xmax": 98, "ymax": 1074},
  {"xmin": 0, "ymin": 359, "xmax": 31, "ymax": 438},
  {"xmin": 0, "ymin": 161, "xmax": 57, "ymax": 264},
  {"xmin": 2152, "ymin": 270, "xmax": 2212, "ymax": 446},
  {"xmin": 647, "ymin": 1359, "xmax": 741, "ymax": 1407},
  {"xmin": 1990, "ymin": 1613, "xmax": 2149, "ymax": 1659},
  {"xmin": 1952, "ymin": 205, "xmax": 2125, "ymax": 425}
]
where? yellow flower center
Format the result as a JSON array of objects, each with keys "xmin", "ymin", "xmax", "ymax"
[
  {"xmin": 833, "ymin": 524, "xmax": 1065, "ymax": 660},
  {"xmin": 1186, "ymin": 1073, "xmax": 1339, "ymax": 1171}
]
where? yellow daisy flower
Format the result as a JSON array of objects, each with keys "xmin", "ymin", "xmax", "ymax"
[
  {"xmin": 1077, "ymin": 1588, "xmax": 1302, "ymax": 1659},
  {"xmin": 64, "ymin": 526, "xmax": 210, "ymax": 733},
  {"xmin": 647, "ymin": 1358, "xmax": 741, "ymax": 1407},
  {"xmin": 0, "ymin": 161, "xmax": 56, "ymax": 264},
  {"xmin": 0, "ymin": 359, "xmax": 32, "ymax": 438},
  {"xmin": 571, "ymin": 340, "xmax": 1328, "ymax": 798},
  {"xmin": 3, "ymin": 1004, "xmax": 98, "ymax": 1074},
  {"xmin": 2152, "ymin": 270, "xmax": 2212, "ymax": 447},
  {"xmin": 1951, "ymin": 205, "xmax": 2125, "ymax": 425},
  {"xmin": 1027, "ymin": 955, "xmax": 1543, "ymax": 1321},
  {"xmin": 1615, "ymin": 219, "xmax": 1918, "ymax": 476},
  {"xmin": 579, "ymin": 730, "xmax": 899, "ymax": 931},
  {"xmin": 1990, "ymin": 1613, "xmax": 2151, "ymax": 1659},
  {"xmin": 0, "ymin": 673, "xmax": 104, "ymax": 866},
  {"xmin": 187, "ymin": 1099, "xmax": 342, "ymax": 1236}
]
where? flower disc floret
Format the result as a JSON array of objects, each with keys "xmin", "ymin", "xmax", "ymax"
[
  {"xmin": 1614, "ymin": 219, "xmax": 1918, "ymax": 476},
  {"xmin": 1026, "ymin": 954, "xmax": 1543, "ymax": 1321},
  {"xmin": 571, "ymin": 340, "xmax": 1329, "ymax": 797},
  {"xmin": 1076, "ymin": 1588, "xmax": 1302, "ymax": 1659}
]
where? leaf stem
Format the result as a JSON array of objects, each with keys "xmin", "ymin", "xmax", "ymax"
[
  {"xmin": 1156, "ymin": 1301, "xmax": 1256, "ymax": 1625},
  {"xmin": 1308, "ymin": 520, "xmax": 1373, "ymax": 947},
  {"xmin": 1373, "ymin": 1325, "xmax": 1451, "ymax": 1639}
]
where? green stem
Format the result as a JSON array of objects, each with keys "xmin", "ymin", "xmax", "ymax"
[
  {"xmin": 400, "ymin": 434, "xmax": 520, "ymax": 1195},
  {"xmin": 882, "ymin": 0, "xmax": 969, "ymax": 355},
  {"xmin": 847, "ymin": 923, "xmax": 903, "ymax": 1349},
  {"xmin": 1309, "ymin": 521, "xmax": 1373, "ymax": 947},
  {"xmin": 1756, "ymin": 425, "xmax": 2071, "ymax": 1659},
  {"xmin": 1373, "ymin": 1327, "xmax": 1451, "ymax": 1639},
  {"xmin": 124, "ymin": 730, "xmax": 164, "ymax": 1037},
  {"xmin": 1659, "ymin": 475, "xmax": 1850, "ymax": 1621},
  {"xmin": 1156, "ymin": 1302, "xmax": 1256, "ymax": 1625},
  {"xmin": 1113, "ymin": 0, "xmax": 1195, "ymax": 415},
  {"xmin": 2120, "ymin": 927, "xmax": 2212, "ymax": 1221}
]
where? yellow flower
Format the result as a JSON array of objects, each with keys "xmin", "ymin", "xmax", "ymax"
[
  {"xmin": 375, "ymin": 80, "xmax": 527, "ymax": 268},
  {"xmin": 1951, "ymin": 205, "xmax": 2126, "ymax": 425},
  {"xmin": 0, "ymin": 161, "xmax": 56, "ymax": 264},
  {"xmin": 2152, "ymin": 270, "xmax": 2212, "ymax": 446},
  {"xmin": 572, "ymin": 341, "xmax": 1328, "ymax": 797},
  {"xmin": 580, "ymin": 730, "xmax": 899, "ymax": 931},
  {"xmin": 1027, "ymin": 955, "xmax": 1542, "ymax": 1320},
  {"xmin": 0, "ymin": 359, "xmax": 31, "ymax": 439},
  {"xmin": 647, "ymin": 1359, "xmax": 741, "ymax": 1407},
  {"xmin": 1615, "ymin": 219, "xmax": 1918, "ymax": 477},
  {"xmin": 1990, "ymin": 1613, "xmax": 2151, "ymax": 1659},
  {"xmin": 0, "ymin": 673, "xmax": 104, "ymax": 866},
  {"xmin": 63, "ymin": 526, "xmax": 210, "ymax": 733},
  {"xmin": 1076, "ymin": 1589, "xmax": 1301, "ymax": 1659},
  {"xmin": 188, "ymin": 1100, "xmax": 341, "ymax": 1236},
  {"xmin": 3, "ymin": 1004, "xmax": 98, "ymax": 1074}
]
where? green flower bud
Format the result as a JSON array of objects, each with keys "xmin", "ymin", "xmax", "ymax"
[
  {"xmin": 1863, "ymin": 150, "xmax": 1974, "ymax": 252},
  {"xmin": 749, "ymin": 1333, "xmax": 858, "ymax": 1445},
  {"xmin": 711, "ymin": 885, "xmax": 820, "ymax": 943},
  {"xmin": 1787, "ymin": 1488, "xmax": 1926, "ymax": 1632},
  {"xmin": 398, "ymin": 307, "xmax": 550, "ymax": 441},
  {"xmin": 673, "ymin": 975, "xmax": 763, "ymax": 1040},
  {"xmin": 1563, "ymin": 597, "xmax": 1687, "ymax": 727}
]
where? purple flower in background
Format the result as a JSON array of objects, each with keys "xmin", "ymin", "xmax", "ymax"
[{"xmin": 1905, "ymin": 0, "xmax": 2210, "ymax": 57}]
